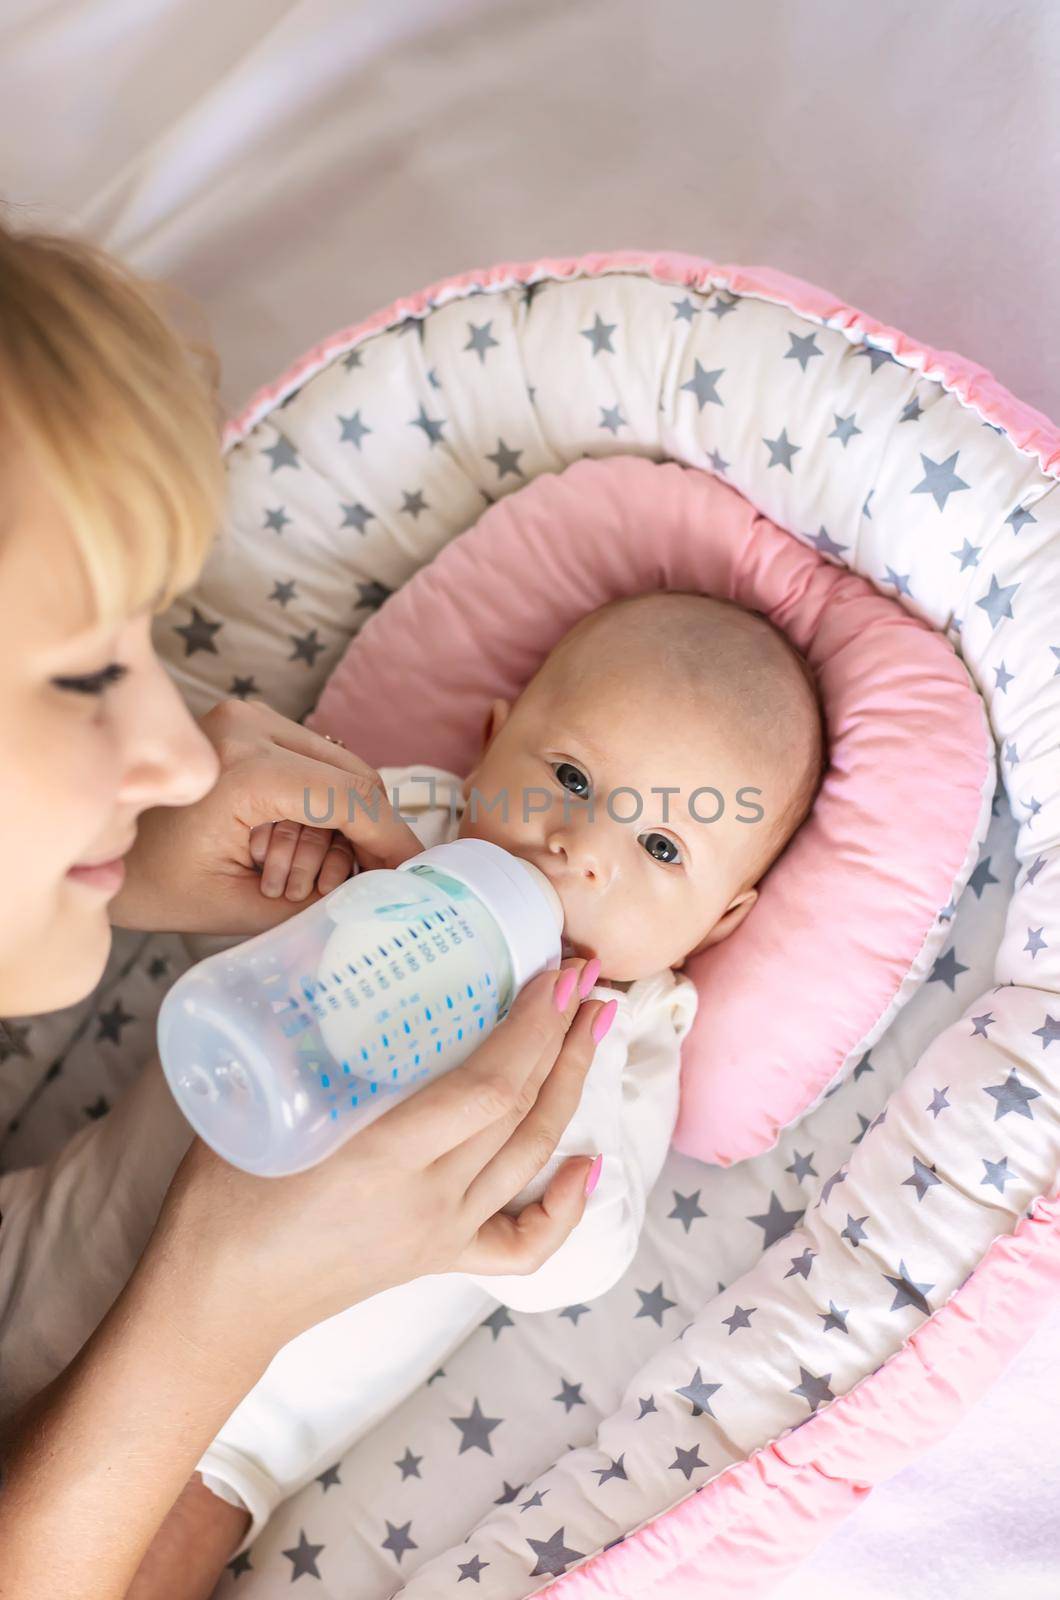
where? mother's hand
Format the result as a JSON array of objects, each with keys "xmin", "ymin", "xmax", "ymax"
[
  {"xmin": 150, "ymin": 958, "xmax": 607, "ymax": 1359},
  {"xmin": 109, "ymin": 697, "xmax": 414, "ymax": 937}
]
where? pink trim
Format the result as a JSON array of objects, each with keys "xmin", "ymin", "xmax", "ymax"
[
  {"xmin": 222, "ymin": 250, "xmax": 1060, "ymax": 476},
  {"xmin": 538, "ymin": 1191, "xmax": 1060, "ymax": 1598}
]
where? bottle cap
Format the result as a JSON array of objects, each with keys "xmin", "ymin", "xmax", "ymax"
[{"xmin": 396, "ymin": 839, "xmax": 564, "ymax": 990}]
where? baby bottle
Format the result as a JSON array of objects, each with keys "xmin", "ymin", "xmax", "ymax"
[{"xmin": 157, "ymin": 840, "xmax": 564, "ymax": 1177}]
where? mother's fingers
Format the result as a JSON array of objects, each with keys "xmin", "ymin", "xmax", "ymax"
[
  {"xmin": 455, "ymin": 994, "xmax": 605, "ymax": 1217},
  {"xmin": 360, "ymin": 961, "xmax": 588, "ymax": 1171},
  {"xmin": 452, "ymin": 1154, "xmax": 595, "ymax": 1276}
]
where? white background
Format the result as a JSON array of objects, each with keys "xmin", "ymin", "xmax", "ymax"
[{"xmin": 2, "ymin": 3, "xmax": 1057, "ymax": 1594}]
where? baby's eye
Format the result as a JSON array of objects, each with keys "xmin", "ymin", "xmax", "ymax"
[
  {"xmin": 552, "ymin": 761, "xmax": 591, "ymax": 799},
  {"xmin": 639, "ymin": 831, "xmax": 682, "ymax": 866}
]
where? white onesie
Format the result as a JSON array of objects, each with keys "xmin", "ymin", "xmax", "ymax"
[{"xmin": 195, "ymin": 764, "xmax": 700, "ymax": 1552}]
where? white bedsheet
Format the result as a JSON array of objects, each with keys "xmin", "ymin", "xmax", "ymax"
[{"xmin": 2, "ymin": 3, "xmax": 1057, "ymax": 1593}]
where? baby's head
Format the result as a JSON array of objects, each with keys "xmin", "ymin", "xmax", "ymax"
[{"xmin": 457, "ymin": 591, "xmax": 826, "ymax": 983}]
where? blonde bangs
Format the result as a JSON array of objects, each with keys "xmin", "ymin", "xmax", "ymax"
[{"xmin": 0, "ymin": 208, "xmax": 226, "ymax": 624}]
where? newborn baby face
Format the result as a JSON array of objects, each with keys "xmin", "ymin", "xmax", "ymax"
[{"xmin": 456, "ymin": 595, "xmax": 822, "ymax": 983}]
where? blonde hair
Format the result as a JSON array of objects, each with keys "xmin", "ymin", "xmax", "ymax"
[{"xmin": 0, "ymin": 201, "xmax": 225, "ymax": 624}]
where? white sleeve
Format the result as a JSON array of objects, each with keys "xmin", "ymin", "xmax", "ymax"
[{"xmin": 464, "ymin": 970, "xmax": 699, "ymax": 1313}]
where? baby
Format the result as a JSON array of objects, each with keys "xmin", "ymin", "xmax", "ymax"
[{"xmin": 195, "ymin": 589, "xmax": 826, "ymax": 1558}]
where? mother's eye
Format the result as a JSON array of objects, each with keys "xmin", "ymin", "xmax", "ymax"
[
  {"xmin": 639, "ymin": 831, "xmax": 682, "ymax": 866},
  {"xmin": 551, "ymin": 760, "xmax": 591, "ymax": 798}
]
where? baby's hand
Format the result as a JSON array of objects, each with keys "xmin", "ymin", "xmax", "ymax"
[{"xmin": 248, "ymin": 820, "xmax": 357, "ymax": 901}]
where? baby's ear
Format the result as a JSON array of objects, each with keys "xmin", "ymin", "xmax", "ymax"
[{"xmin": 481, "ymin": 697, "xmax": 511, "ymax": 749}]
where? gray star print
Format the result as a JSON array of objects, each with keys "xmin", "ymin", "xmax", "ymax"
[
  {"xmin": 975, "ymin": 574, "xmax": 1020, "ymax": 630},
  {"xmin": 97, "ymin": 1000, "xmax": 135, "ymax": 1044},
  {"xmin": 676, "ymin": 1368, "xmax": 722, "ymax": 1418},
  {"xmin": 764, "ymin": 428, "xmax": 800, "ymax": 471},
  {"xmin": 1025, "ymin": 927, "xmax": 1047, "ymax": 959},
  {"xmin": 791, "ymin": 1366, "xmax": 836, "ymax": 1411},
  {"xmin": 395, "ymin": 1448, "xmax": 422, "ymax": 1480},
  {"xmin": 671, "ymin": 296, "xmax": 702, "ymax": 322},
  {"xmin": 983, "ymin": 1070, "xmax": 1040, "ymax": 1121},
  {"xmin": 681, "ymin": 360, "xmax": 725, "ymax": 410},
  {"xmin": 927, "ymin": 1086, "xmax": 952, "ymax": 1117},
  {"xmin": 708, "ymin": 292, "xmax": 738, "ymax": 318},
  {"xmin": 669, "ymin": 1190, "xmax": 707, "ymax": 1232},
  {"xmin": 581, "ymin": 314, "xmax": 617, "ymax": 355},
  {"xmin": 884, "ymin": 1260, "xmax": 934, "ymax": 1314},
  {"xmin": 382, "ymin": 1520, "xmax": 417, "ymax": 1563},
  {"xmin": 971, "ymin": 1013, "xmax": 995, "ymax": 1039},
  {"xmin": 929, "ymin": 947, "xmax": 969, "ymax": 991},
  {"xmin": 903, "ymin": 1156, "xmax": 942, "ymax": 1201},
  {"xmin": 229, "ymin": 675, "xmax": 257, "ymax": 699},
  {"xmin": 528, "ymin": 1528, "xmax": 585, "ymax": 1578},
  {"xmin": 487, "ymin": 437, "xmax": 524, "ymax": 478},
  {"xmin": 884, "ymin": 566, "xmax": 912, "ymax": 597},
  {"xmin": 269, "ymin": 579, "xmax": 297, "ymax": 607},
  {"xmin": 706, "ymin": 447, "xmax": 729, "ymax": 473},
  {"xmin": 228, "ymin": 1550, "xmax": 252, "ymax": 1577},
  {"xmin": 954, "ymin": 539, "xmax": 981, "ymax": 571},
  {"xmin": 900, "ymin": 397, "xmax": 923, "ymax": 422},
  {"xmin": 264, "ymin": 435, "xmax": 299, "ymax": 472},
  {"xmin": 465, "ymin": 321, "xmax": 500, "ymax": 364},
  {"xmin": 856, "ymin": 343, "xmax": 899, "ymax": 373},
  {"xmin": 829, "ymin": 412, "xmax": 862, "ymax": 447},
  {"xmin": 819, "ymin": 1166, "xmax": 848, "ymax": 1205},
  {"xmin": 339, "ymin": 410, "xmax": 372, "ymax": 450},
  {"xmin": 1033, "ymin": 1013, "xmax": 1060, "ymax": 1049},
  {"xmin": 593, "ymin": 1453, "xmax": 628, "ymax": 1485},
  {"xmin": 559, "ymin": 1303, "xmax": 591, "ymax": 1324},
  {"xmin": 786, "ymin": 330, "xmax": 823, "ymax": 372},
  {"xmin": 1006, "ymin": 504, "xmax": 1037, "ymax": 533},
  {"xmin": 290, "ymin": 629, "xmax": 325, "ymax": 667},
  {"xmin": 174, "ymin": 606, "xmax": 222, "ymax": 657},
  {"xmin": 482, "ymin": 1305, "xmax": 514, "ymax": 1341},
  {"xmin": 841, "ymin": 1214, "xmax": 869, "ymax": 1247},
  {"xmin": 316, "ymin": 1462, "xmax": 341, "ymax": 1490},
  {"xmin": 521, "ymin": 1490, "xmax": 547, "ymax": 1511},
  {"xmin": 1026, "ymin": 855, "xmax": 1048, "ymax": 887},
  {"xmin": 722, "ymin": 1304, "xmax": 756, "ymax": 1335},
  {"xmin": 410, "ymin": 403, "xmax": 446, "ymax": 446},
  {"xmin": 785, "ymin": 1246, "xmax": 816, "ymax": 1279},
  {"xmin": 670, "ymin": 1443, "xmax": 707, "ymax": 1479},
  {"xmin": 786, "ymin": 1150, "xmax": 818, "ymax": 1184},
  {"xmin": 968, "ymin": 856, "xmax": 1000, "ymax": 898},
  {"xmin": 264, "ymin": 505, "xmax": 291, "ymax": 534},
  {"xmin": 981, "ymin": 1155, "xmax": 1017, "ymax": 1193},
  {"xmin": 342, "ymin": 347, "xmax": 364, "ymax": 371},
  {"xmin": 342, "ymin": 500, "xmax": 375, "ymax": 534},
  {"xmin": 402, "ymin": 488, "xmax": 428, "ymax": 518},
  {"xmin": 636, "ymin": 1395, "xmax": 657, "ymax": 1418},
  {"xmin": 282, "ymin": 1530, "xmax": 324, "ymax": 1580},
  {"xmin": 912, "ymin": 451, "xmax": 970, "ymax": 511},
  {"xmin": 451, "ymin": 1397, "xmax": 502, "ymax": 1454},
  {"xmin": 599, "ymin": 403, "xmax": 626, "ymax": 434},
  {"xmin": 748, "ymin": 1191, "xmax": 805, "ymax": 1247},
  {"xmin": 458, "ymin": 1552, "xmax": 490, "ymax": 1582},
  {"xmin": 635, "ymin": 1282, "xmax": 677, "ymax": 1326},
  {"xmin": 356, "ymin": 580, "xmax": 392, "ymax": 611},
  {"xmin": 553, "ymin": 1378, "xmax": 584, "ymax": 1412},
  {"xmin": 495, "ymin": 1481, "xmax": 523, "ymax": 1504},
  {"xmin": 819, "ymin": 1301, "xmax": 850, "ymax": 1333},
  {"xmin": 807, "ymin": 525, "xmax": 848, "ymax": 560}
]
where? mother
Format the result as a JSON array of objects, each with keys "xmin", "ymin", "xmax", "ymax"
[{"xmin": 0, "ymin": 216, "xmax": 606, "ymax": 1597}]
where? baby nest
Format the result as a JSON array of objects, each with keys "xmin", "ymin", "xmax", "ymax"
[{"xmin": 4, "ymin": 251, "xmax": 1059, "ymax": 1598}]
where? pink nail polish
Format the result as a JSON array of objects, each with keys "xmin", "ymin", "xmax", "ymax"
[
  {"xmin": 578, "ymin": 957, "xmax": 601, "ymax": 998},
  {"xmin": 584, "ymin": 1154, "xmax": 603, "ymax": 1197},
  {"xmin": 553, "ymin": 967, "xmax": 578, "ymax": 1011},
  {"xmin": 591, "ymin": 998, "xmax": 618, "ymax": 1044}
]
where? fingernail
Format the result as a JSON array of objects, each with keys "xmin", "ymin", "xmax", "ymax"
[
  {"xmin": 578, "ymin": 957, "xmax": 601, "ymax": 998},
  {"xmin": 591, "ymin": 998, "xmax": 618, "ymax": 1044},
  {"xmin": 553, "ymin": 967, "xmax": 578, "ymax": 1012},
  {"xmin": 584, "ymin": 1154, "xmax": 603, "ymax": 1197}
]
